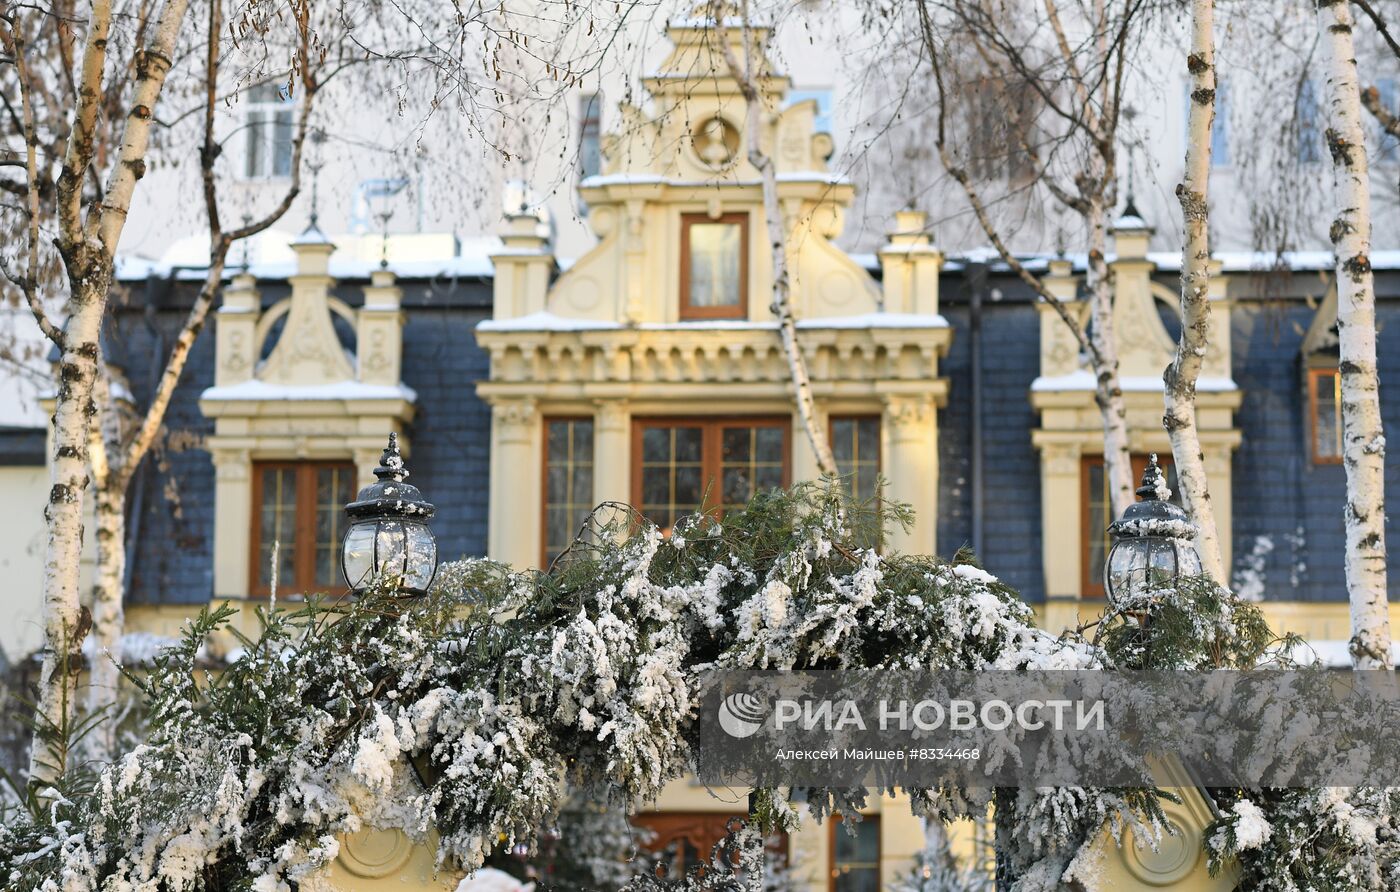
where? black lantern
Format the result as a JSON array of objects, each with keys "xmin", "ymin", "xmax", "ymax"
[
  {"xmin": 342, "ymin": 433, "xmax": 437, "ymax": 594},
  {"xmin": 1104, "ymin": 454, "xmax": 1202, "ymax": 605}
]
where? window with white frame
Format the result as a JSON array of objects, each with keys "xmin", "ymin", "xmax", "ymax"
[{"xmin": 243, "ymin": 82, "xmax": 295, "ymax": 180}]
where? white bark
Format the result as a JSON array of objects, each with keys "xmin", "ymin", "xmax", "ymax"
[
  {"xmin": 1084, "ymin": 193, "xmax": 1135, "ymax": 518},
  {"xmin": 1164, "ymin": 0, "xmax": 1227, "ymax": 585},
  {"xmin": 1317, "ymin": 0, "xmax": 1391, "ymax": 670},
  {"xmin": 716, "ymin": 3, "xmax": 838, "ymax": 477},
  {"xmin": 30, "ymin": 0, "xmax": 191, "ymax": 785}
]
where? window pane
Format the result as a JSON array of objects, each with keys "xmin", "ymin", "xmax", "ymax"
[
  {"xmin": 273, "ymin": 111, "xmax": 293, "ymax": 177},
  {"xmin": 579, "ymin": 93, "xmax": 601, "ymax": 178},
  {"xmin": 543, "ymin": 420, "xmax": 595, "ymax": 565},
  {"xmin": 638, "ymin": 425, "xmax": 704, "ymax": 532},
  {"xmin": 832, "ymin": 417, "xmax": 880, "ymax": 504},
  {"xmin": 687, "ymin": 222, "xmax": 741, "ymax": 308},
  {"xmin": 1086, "ymin": 462, "xmax": 1109, "ymax": 590},
  {"xmin": 315, "ymin": 466, "xmax": 356, "ymax": 587},
  {"xmin": 257, "ymin": 467, "xmax": 297, "ymax": 589},
  {"xmin": 246, "ymin": 110, "xmax": 267, "ymax": 178},
  {"xmin": 1314, "ymin": 370, "xmax": 1341, "ymax": 460},
  {"xmin": 833, "ymin": 817, "xmax": 880, "ymax": 892},
  {"xmin": 720, "ymin": 425, "xmax": 784, "ymax": 511}
]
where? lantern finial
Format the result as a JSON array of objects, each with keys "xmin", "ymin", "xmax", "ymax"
[
  {"xmin": 375, "ymin": 432, "xmax": 408, "ymax": 482},
  {"xmin": 1136, "ymin": 453, "xmax": 1171, "ymax": 502}
]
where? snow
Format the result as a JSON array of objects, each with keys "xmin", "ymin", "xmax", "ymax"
[
  {"xmin": 1030, "ymin": 368, "xmax": 1238, "ymax": 392},
  {"xmin": 796, "ymin": 312, "xmax": 949, "ymax": 329},
  {"xmin": 1112, "ymin": 213, "xmax": 1150, "ymax": 231},
  {"xmin": 1289, "ymin": 639, "xmax": 1353, "ymax": 668},
  {"xmin": 199, "ymin": 379, "xmax": 418, "ymax": 402},
  {"xmin": 475, "ymin": 312, "xmax": 621, "ymax": 332},
  {"xmin": 455, "ymin": 868, "xmax": 535, "ymax": 892},
  {"xmin": 1220, "ymin": 799, "xmax": 1273, "ymax": 851},
  {"xmin": 1232, "ymin": 535, "xmax": 1275, "ymax": 602},
  {"xmin": 81, "ymin": 631, "xmax": 182, "ymax": 667},
  {"xmin": 476, "ymin": 312, "xmax": 948, "ymax": 333}
]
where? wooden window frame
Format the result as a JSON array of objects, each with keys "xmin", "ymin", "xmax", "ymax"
[
  {"xmin": 829, "ymin": 415, "xmax": 882, "ymax": 496},
  {"xmin": 1079, "ymin": 454, "xmax": 1175, "ymax": 598},
  {"xmin": 249, "ymin": 460, "xmax": 355, "ymax": 598},
  {"xmin": 1308, "ymin": 367, "xmax": 1343, "ymax": 465},
  {"xmin": 679, "ymin": 212, "xmax": 749, "ymax": 320},
  {"xmin": 630, "ymin": 416, "xmax": 790, "ymax": 526},
  {"xmin": 828, "ymin": 813, "xmax": 881, "ymax": 892},
  {"xmin": 632, "ymin": 812, "xmax": 788, "ymax": 878},
  {"xmin": 541, "ymin": 416, "xmax": 595, "ymax": 568}
]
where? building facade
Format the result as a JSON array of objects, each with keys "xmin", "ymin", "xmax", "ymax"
[{"xmin": 2, "ymin": 12, "xmax": 1399, "ymax": 892}]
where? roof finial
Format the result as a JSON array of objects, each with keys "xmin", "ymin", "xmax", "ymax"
[
  {"xmin": 305, "ymin": 128, "xmax": 327, "ymax": 233},
  {"xmin": 374, "ymin": 432, "xmax": 408, "ymax": 482},
  {"xmin": 238, "ymin": 212, "xmax": 254, "ymax": 271},
  {"xmin": 1136, "ymin": 453, "xmax": 1171, "ymax": 502},
  {"xmin": 377, "ymin": 207, "xmax": 394, "ymax": 270}
]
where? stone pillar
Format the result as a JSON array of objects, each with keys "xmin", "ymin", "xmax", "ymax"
[
  {"xmin": 1038, "ymin": 440, "xmax": 1083, "ymax": 633},
  {"xmin": 877, "ymin": 209, "xmax": 943, "ymax": 316},
  {"xmin": 1204, "ymin": 443, "xmax": 1234, "ymax": 571},
  {"xmin": 490, "ymin": 213, "xmax": 554, "ymax": 321},
  {"xmin": 790, "ymin": 403, "xmax": 826, "ymax": 484},
  {"xmin": 214, "ymin": 273, "xmax": 259, "ymax": 387},
  {"xmin": 592, "ymin": 399, "xmax": 631, "ymax": 505},
  {"xmin": 882, "ymin": 394, "xmax": 937, "ymax": 555},
  {"xmin": 488, "ymin": 398, "xmax": 541, "ymax": 568},
  {"xmin": 357, "ymin": 269, "xmax": 404, "ymax": 387},
  {"xmin": 211, "ymin": 448, "xmax": 252, "ymax": 600}
]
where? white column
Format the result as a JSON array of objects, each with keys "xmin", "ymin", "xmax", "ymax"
[
  {"xmin": 488, "ymin": 399, "xmax": 541, "ymax": 569},
  {"xmin": 211, "ymin": 448, "xmax": 252, "ymax": 600},
  {"xmin": 1039, "ymin": 440, "xmax": 1083, "ymax": 633},
  {"xmin": 593, "ymin": 399, "xmax": 631, "ymax": 505},
  {"xmin": 882, "ymin": 394, "xmax": 937, "ymax": 555}
]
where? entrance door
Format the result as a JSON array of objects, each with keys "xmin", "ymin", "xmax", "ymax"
[{"xmin": 632, "ymin": 418, "xmax": 790, "ymax": 533}]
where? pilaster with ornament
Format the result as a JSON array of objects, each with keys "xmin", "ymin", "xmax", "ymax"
[
  {"xmin": 215, "ymin": 272, "xmax": 259, "ymax": 387},
  {"xmin": 487, "ymin": 398, "xmax": 541, "ymax": 568},
  {"xmin": 1038, "ymin": 258, "xmax": 1084, "ymax": 378},
  {"xmin": 592, "ymin": 399, "xmax": 632, "ymax": 507},
  {"xmin": 210, "ymin": 448, "xmax": 253, "ymax": 601},
  {"xmin": 881, "ymin": 393, "xmax": 938, "ymax": 556},
  {"xmin": 1036, "ymin": 439, "xmax": 1085, "ymax": 632},
  {"xmin": 358, "ymin": 269, "xmax": 404, "ymax": 388}
]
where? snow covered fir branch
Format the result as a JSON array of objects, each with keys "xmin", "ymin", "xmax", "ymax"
[{"xmin": 1, "ymin": 483, "xmax": 1396, "ymax": 891}]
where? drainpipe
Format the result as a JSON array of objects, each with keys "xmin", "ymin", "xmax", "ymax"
[{"xmin": 967, "ymin": 261, "xmax": 988, "ymax": 559}]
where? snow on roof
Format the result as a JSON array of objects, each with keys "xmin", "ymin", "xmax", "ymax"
[
  {"xmin": 200, "ymin": 379, "xmax": 418, "ymax": 403},
  {"xmin": 1030, "ymin": 369, "xmax": 1238, "ymax": 393},
  {"xmin": 1289, "ymin": 639, "xmax": 1353, "ymax": 668},
  {"xmin": 477, "ymin": 312, "xmax": 948, "ymax": 333}
]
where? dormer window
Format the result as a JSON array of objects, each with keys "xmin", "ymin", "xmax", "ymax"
[
  {"xmin": 680, "ymin": 212, "xmax": 748, "ymax": 319},
  {"xmin": 1308, "ymin": 367, "xmax": 1343, "ymax": 463}
]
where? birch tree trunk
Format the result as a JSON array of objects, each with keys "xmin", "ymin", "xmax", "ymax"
[
  {"xmin": 1084, "ymin": 193, "xmax": 1135, "ymax": 518},
  {"xmin": 30, "ymin": 0, "xmax": 191, "ymax": 786},
  {"xmin": 1317, "ymin": 0, "xmax": 1392, "ymax": 670},
  {"xmin": 1164, "ymin": 0, "xmax": 1227, "ymax": 585},
  {"xmin": 716, "ymin": 2, "xmax": 838, "ymax": 477}
]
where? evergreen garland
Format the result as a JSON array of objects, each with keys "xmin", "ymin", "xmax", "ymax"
[{"xmin": 1, "ymin": 483, "xmax": 1387, "ymax": 890}]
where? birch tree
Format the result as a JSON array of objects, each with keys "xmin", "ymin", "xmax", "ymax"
[
  {"xmin": 1163, "ymin": 0, "xmax": 1226, "ymax": 584},
  {"xmin": 714, "ymin": 0, "xmax": 838, "ymax": 478},
  {"xmin": 0, "ymin": 0, "xmax": 194, "ymax": 789},
  {"xmin": 911, "ymin": 0, "xmax": 1155, "ymax": 518},
  {"xmin": 80, "ymin": 0, "xmax": 325, "ymax": 759},
  {"xmin": 1316, "ymin": 0, "xmax": 1391, "ymax": 670}
]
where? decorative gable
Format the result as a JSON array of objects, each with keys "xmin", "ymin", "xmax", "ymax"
[{"xmin": 199, "ymin": 226, "xmax": 417, "ymax": 601}]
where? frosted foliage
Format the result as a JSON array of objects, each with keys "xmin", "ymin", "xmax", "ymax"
[{"xmin": 0, "ymin": 483, "xmax": 1344, "ymax": 891}]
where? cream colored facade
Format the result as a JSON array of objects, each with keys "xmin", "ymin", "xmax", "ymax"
[
  {"xmin": 475, "ymin": 18, "xmax": 950, "ymax": 571},
  {"xmin": 199, "ymin": 229, "xmax": 416, "ymax": 612},
  {"xmin": 1032, "ymin": 217, "xmax": 1241, "ymax": 634}
]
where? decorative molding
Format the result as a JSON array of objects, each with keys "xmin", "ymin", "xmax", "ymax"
[
  {"xmin": 336, "ymin": 828, "xmax": 414, "ymax": 879},
  {"xmin": 1040, "ymin": 442, "xmax": 1082, "ymax": 476}
]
